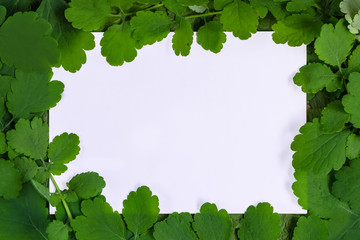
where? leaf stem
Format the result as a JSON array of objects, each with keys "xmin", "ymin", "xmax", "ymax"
[
  {"xmin": 49, "ymin": 174, "xmax": 73, "ymax": 222},
  {"xmin": 185, "ymin": 11, "xmax": 222, "ymax": 19},
  {"xmin": 1, "ymin": 117, "xmax": 15, "ymax": 132}
]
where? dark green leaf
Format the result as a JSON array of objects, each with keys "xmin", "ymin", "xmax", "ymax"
[
  {"xmin": 13, "ymin": 157, "xmax": 38, "ymax": 182},
  {"xmin": 163, "ymin": 0, "xmax": 186, "ymax": 16},
  {"xmin": 67, "ymin": 172, "xmax": 105, "ymax": 199},
  {"xmin": 154, "ymin": 213, "xmax": 197, "ymax": 240},
  {"xmin": 292, "ymin": 216, "xmax": 328, "ymax": 240},
  {"xmin": 177, "ymin": 0, "xmax": 208, "ymax": 6},
  {"xmin": 320, "ymin": 100, "xmax": 350, "ymax": 133},
  {"xmin": 343, "ymin": 72, "xmax": 360, "ymax": 128},
  {"xmin": 47, "ymin": 220, "xmax": 69, "ymax": 240},
  {"xmin": 346, "ymin": 133, "xmax": 360, "ymax": 159},
  {"xmin": 0, "ymin": 158, "xmax": 22, "ymax": 199},
  {"xmin": 197, "ymin": 21, "xmax": 226, "ymax": 53}
]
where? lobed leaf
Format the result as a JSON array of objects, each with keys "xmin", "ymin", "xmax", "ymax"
[
  {"xmin": 163, "ymin": 0, "xmax": 187, "ymax": 16},
  {"xmin": 320, "ymin": 100, "xmax": 350, "ymax": 133},
  {"xmin": 292, "ymin": 216, "xmax": 328, "ymax": 240},
  {"xmin": 46, "ymin": 220, "xmax": 69, "ymax": 240},
  {"xmin": 172, "ymin": 18, "xmax": 193, "ymax": 56},
  {"xmin": 67, "ymin": 172, "xmax": 106, "ymax": 199},
  {"xmin": 286, "ymin": 0, "xmax": 317, "ymax": 12},
  {"xmin": 348, "ymin": 45, "xmax": 360, "ymax": 73},
  {"xmin": 250, "ymin": 0, "xmax": 287, "ymax": 20},
  {"xmin": 0, "ymin": 158, "xmax": 22, "ymax": 199},
  {"xmin": 342, "ymin": 72, "xmax": 360, "ymax": 128},
  {"xmin": 346, "ymin": 133, "xmax": 360, "ymax": 159},
  {"xmin": 197, "ymin": 21, "xmax": 226, "ymax": 53}
]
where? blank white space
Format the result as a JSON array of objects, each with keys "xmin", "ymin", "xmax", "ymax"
[{"xmin": 50, "ymin": 32, "xmax": 306, "ymax": 214}]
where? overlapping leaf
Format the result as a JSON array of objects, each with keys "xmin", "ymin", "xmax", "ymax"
[
  {"xmin": 172, "ymin": 18, "xmax": 193, "ymax": 56},
  {"xmin": 197, "ymin": 21, "xmax": 226, "ymax": 53},
  {"xmin": 346, "ymin": 133, "xmax": 360, "ymax": 159},
  {"xmin": 0, "ymin": 158, "xmax": 22, "ymax": 199},
  {"xmin": 292, "ymin": 216, "xmax": 328, "ymax": 240},
  {"xmin": 67, "ymin": 172, "xmax": 105, "ymax": 199},
  {"xmin": 154, "ymin": 213, "xmax": 197, "ymax": 240},
  {"xmin": 249, "ymin": 0, "xmax": 287, "ymax": 20},
  {"xmin": 320, "ymin": 100, "xmax": 349, "ymax": 133},
  {"xmin": 343, "ymin": 72, "xmax": 360, "ymax": 128}
]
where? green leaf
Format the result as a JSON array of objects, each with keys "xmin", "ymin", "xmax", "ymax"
[
  {"xmin": 220, "ymin": 0, "xmax": 259, "ymax": 40},
  {"xmin": 333, "ymin": 158, "xmax": 360, "ymax": 211},
  {"xmin": 0, "ymin": 0, "xmax": 33, "ymax": 16},
  {"xmin": 100, "ymin": 22, "xmax": 138, "ymax": 66},
  {"xmin": 0, "ymin": 75, "xmax": 11, "ymax": 98},
  {"xmin": 346, "ymin": 133, "xmax": 360, "ymax": 159},
  {"xmin": 249, "ymin": 0, "xmax": 287, "ymax": 20},
  {"xmin": 193, "ymin": 203, "xmax": 232, "ymax": 240},
  {"xmin": 110, "ymin": 0, "xmax": 136, "ymax": 11},
  {"xmin": 48, "ymin": 133, "xmax": 80, "ymax": 175},
  {"xmin": 123, "ymin": 186, "xmax": 160, "ymax": 236},
  {"xmin": 348, "ymin": 45, "xmax": 360, "ymax": 73},
  {"xmin": 137, "ymin": 0, "xmax": 161, "ymax": 4},
  {"xmin": 33, "ymin": 166, "xmax": 50, "ymax": 184},
  {"xmin": 6, "ymin": 118, "xmax": 49, "ymax": 160},
  {"xmin": 291, "ymin": 119, "xmax": 350, "ymax": 173},
  {"xmin": 197, "ymin": 21, "xmax": 226, "ymax": 53},
  {"xmin": 31, "ymin": 179, "xmax": 50, "ymax": 201},
  {"xmin": 0, "ymin": 158, "xmax": 22, "ymax": 199},
  {"xmin": 163, "ymin": 0, "xmax": 187, "ymax": 16},
  {"xmin": 0, "ymin": 5, "xmax": 6, "ymax": 25},
  {"xmin": 293, "ymin": 63, "xmax": 340, "ymax": 93},
  {"xmin": 214, "ymin": 0, "xmax": 233, "ymax": 10},
  {"xmin": 238, "ymin": 202, "xmax": 281, "ymax": 240},
  {"xmin": 343, "ymin": 72, "xmax": 360, "ymax": 128},
  {"xmin": 340, "ymin": 0, "xmax": 360, "ymax": 18},
  {"xmin": 0, "ymin": 131, "xmax": 6, "ymax": 154},
  {"xmin": 13, "ymin": 157, "xmax": 39, "ymax": 182},
  {"xmin": 65, "ymin": 0, "xmax": 114, "ymax": 31},
  {"xmin": 0, "ymin": 182, "xmax": 48, "ymax": 240},
  {"xmin": 292, "ymin": 216, "xmax": 328, "ymax": 240},
  {"xmin": 286, "ymin": 0, "xmax": 317, "ymax": 12},
  {"xmin": 46, "ymin": 220, "xmax": 69, "ymax": 240},
  {"xmin": 67, "ymin": 172, "xmax": 106, "ymax": 199},
  {"xmin": 7, "ymin": 70, "xmax": 64, "ymax": 119},
  {"xmin": 272, "ymin": 13, "xmax": 322, "ymax": 46},
  {"xmin": 56, "ymin": 200, "xmax": 82, "ymax": 222},
  {"xmin": 177, "ymin": 0, "xmax": 208, "ymax": 6},
  {"xmin": 131, "ymin": 11, "xmax": 171, "ymax": 46},
  {"xmin": 37, "ymin": 0, "xmax": 95, "ymax": 73},
  {"xmin": 320, "ymin": 100, "xmax": 350, "ymax": 133},
  {"xmin": 0, "ymin": 11, "xmax": 59, "ymax": 73},
  {"xmin": 154, "ymin": 212, "xmax": 197, "ymax": 240},
  {"xmin": 315, "ymin": 19, "xmax": 355, "ymax": 67},
  {"xmin": 72, "ymin": 197, "xmax": 131, "ymax": 240},
  {"xmin": 172, "ymin": 18, "xmax": 193, "ymax": 56}
]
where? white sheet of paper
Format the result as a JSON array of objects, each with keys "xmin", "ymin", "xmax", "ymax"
[{"xmin": 50, "ymin": 32, "xmax": 306, "ymax": 214}]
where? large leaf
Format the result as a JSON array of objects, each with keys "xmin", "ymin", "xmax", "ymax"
[{"xmin": 0, "ymin": 158, "xmax": 22, "ymax": 199}]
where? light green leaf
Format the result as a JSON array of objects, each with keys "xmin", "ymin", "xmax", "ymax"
[
  {"xmin": 346, "ymin": 133, "xmax": 360, "ymax": 159},
  {"xmin": 238, "ymin": 202, "xmax": 281, "ymax": 240},
  {"xmin": 292, "ymin": 216, "xmax": 328, "ymax": 240},
  {"xmin": 131, "ymin": 11, "xmax": 171, "ymax": 46},
  {"xmin": 46, "ymin": 220, "xmax": 69, "ymax": 240},
  {"xmin": 0, "ymin": 5, "xmax": 6, "ymax": 25},
  {"xmin": 293, "ymin": 63, "xmax": 340, "ymax": 93},
  {"xmin": 193, "ymin": 203, "xmax": 232, "ymax": 240},
  {"xmin": 0, "ymin": 131, "xmax": 6, "ymax": 154},
  {"xmin": 348, "ymin": 45, "xmax": 360, "ymax": 73},
  {"xmin": 249, "ymin": 0, "xmax": 287, "ymax": 20},
  {"xmin": 291, "ymin": 119, "xmax": 350, "ymax": 173},
  {"xmin": 31, "ymin": 179, "xmax": 50, "ymax": 201},
  {"xmin": 154, "ymin": 213, "xmax": 197, "ymax": 240},
  {"xmin": 333, "ymin": 158, "xmax": 360, "ymax": 211},
  {"xmin": 6, "ymin": 118, "xmax": 49, "ymax": 160},
  {"xmin": 340, "ymin": 0, "xmax": 360, "ymax": 18},
  {"xmin": 320, "ymin": 100, "xmax": 350, "ymax": 133},
  {"xmin": 286, "ymin": 0, "xmax": 317, "ymax": 12},
  {"xmin": 100, "ymin": 22, "xmax": 138, "ymax": 66},
  {"xmin": 172, "ymin": 18, "xmax": 193, "ymax": 56},
  {"xmin": 272, "ymin": 13, "xmax": 322, "ymax": 46},
  {"xmin": 163, "ymin": 0, "xmax": 186, "ymax": 16},
  {"xmin": 67, "ymin": 172, "xmax": 105, "ymax": 199},
  {"xmin": 33, "ymin": 167, "xmax": 50, "ymax": 184},
  {"xmin": 72, "ymin": 197, "xmax": 131, "ymax": 240},
  {"xmin": 37, "ymin": 0, "xmax": 95, "ymax": 73},
  {"xmin": 220, "ymin": 0, "xmax": 258, "ymax": 40},
  {"xmin": 315, "ymin": 19, "xmax": 356, "ymax": 67},
  {"xmin": 7, "ymin": 70, "xmax": 64, "ymax": 119},
  {"xmin": 178, "ymin": 0, "xmax": 208, "ymax": 6},
  {"xmin": 109, "ymin": 0, "xmax": 135, "ymax": 11},
  {"xmin": 0, "ymin": 11, "xmax": 59, "ymax": 73},
  {"xmin": 0, "ymin": 158, "xmax": 22, "ymax": 199},
  {"xmin": 0, "ymin": 182, "xmax": 49, "ymax": 240},
  {"xmin": 65, "ymin": 0, "xmax": 114, "ymax": 31},
  {"xmin": 48, "ymin": 133, "xmax": 80, "ymax": 175},
  {"xmin": 214, "ymin": 0, "xmax": 233, "ymax": 10},
  {"xmin": 123, "ymin": 186, "xmax": 160, "ymax": 236},
  {"xmin": 197, "ymin": 21, "xmax": 226, "ymax": 53},
  {"xmin": 13, "ymin": 157, "xmax": 38, "ymax": 182},
  {"xmin": 343, "ymin": 72, "xmax": 360, "ymax": 128}
]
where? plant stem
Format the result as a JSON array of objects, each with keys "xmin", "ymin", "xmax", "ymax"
[
  {"xmin": 50, "ymin": 174, "xmax": 73, "ymax": 222},
  {"xmin": 185, "ymin": 11, "xmax": 222, "ymax": 19}
]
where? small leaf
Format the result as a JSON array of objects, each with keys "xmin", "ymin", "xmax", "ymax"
[
  {"xmin": 286, "ymin": 0, "xmax": 317, "ymax": 12},
  {"xmin": 177, "ymin": 0, "xmax": 208, "ymax": 6},
  {"xmin": 131, "ymin": 11, "xmax": 171, "ymax": 46},
  {"xmin": 172, "ymin": 18, "xmax": 193, "ymax": 56},
  {"xmin": 46, "ymin": 220, "xmax": 69, "ymax": 240},
  {"xmin": 193, "ymin": 203, "xmax": 232, "ymax": 240},
  {"xmin": 220, "ymin": 0, "xmax": 259, "ymax": 40},
  {"xmin": 48, "ymin": 133, "xmax": 80, "ymax": 175},
  {"xmin": 292, "ymin": 216, "xmax": 328, "ymax": 240},
  {"xmin": 197, "ymin": 21, "xmax": 226, "ymax": 53},
  {"xmin": 214, "ymin": 0, "xmax": 233, "ymax": 10},
  {"xmin": 154, "ymin": 213, "xmax": 197, "ymax": 240},
  {"xmin": 100, "ymin": 22, "xmax": 138, "ymax": 66},
  {"xmin": 346, "ymin": 133, "xmax": 360, "ymax": 159},
  {"xmin": 250, "ymin": 0, "xmax": 287, "ymax": 20},
  {"xmin": 163, "ymin": 0, "xmax": 187, "ymax": 16},
  {"xmin": 320, "ymin": 100, "xmax": 350, "ymax": 133},
  {"xmin": 123, "ymin": 186, "xmax": 160, "ymax": 236},
  {"xmin": 315, "ymin": 19, "xmax": 356, "ymax": 67},
  {"xmin": 0, "ymin": 158, "xmax": 22, "ymax": 199},
  {"xmin": 67, "ymin": 172, "xmax": 106, "ymax": 199},
  {"xmin": 31, "ymin": 179, "xmax": 50, "ymax": 201},
  {"xmin": 188, "ymin": 5, "xmax": 207, "ymax": 13},
  {"xmin": 6, "ymin": 118, "xmax": 49, "ymax": 160},
  {"xmin": 0, "ymin": 11, "xmax": 59, "ymax": 73},
  {"xmin": 343, "ymin": 72, "xmax": 360, "ymax": 128},
  {"xmin": 238, "ymin": 202, "xmax": 281, "ymax": 240},
  {"xmin": 13, "ymin": 157, "xmax": 38, "ymax": 182},
  {"xmin": 348, "ymin": 45, "xmax": 360, "ymax": 73}
]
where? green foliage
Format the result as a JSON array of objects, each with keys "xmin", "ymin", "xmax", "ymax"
[
  {"xmin": 0, "ymin": 131, "xmax": 6, "ymax": 154},
  {"xmin": 48, "ymin": 133, "xmax": 80, "ymax": 175},
  {"xmin": 193, "ymin": 203, "xmax": 232, "ymax": 240},
  {"xmin": 46, "ymin": 220, "xmax": 69, "ymax": 240},
  {"xmin": 197, "ymin": 21, "xmax": 226, "ymax": 53},
  {"xmin": 320, "ymin": 100, "xmax": 350, "ymax": 133},
  {"xmin": 238, "ymin": 202, "xmax": 281, "ymax": 240},
  {"xmin": 0, "ymin": 158, "xmax": 22, "ymax": 199},
  {"xmin": 340, "ymin": 0, "xmax": 360, "ymax": 34},
  {"xmin": 0, "ymin": 11, "xmax": 59, "ymax": 73},
  {"xmin": 6, "ymin": 118, "xmax": 49, "ymax": 160},
  {"xmin": 172, "ymin": 18, "xmax": 193, "ymax": 56},
  {"xmin": 123, "ymin": 186, "xmax": 160, "ymax": 237},
  {"xmin": 67, "ymin": 172, "xmax": 106, "ymax": 199},
  {"xmin": 286, "ymin": 0, "xmax": 317, "ymax": 12},
  {"xmin": 100, "ymin": 23, "xmax": 138, "ymax": 66},
  {"xmin": 272, "ymin": 14, "xmax": 322, "ymax": 46},
  {"xmin": 292, "ymin": 216, "xmax": 328, "ymax": 240},
  {"xmin": 154, "ymin": 212, "xmax": 197, "ymax": 240},
  {"xmin": 163, "ymin": 0, "xmax": 187, "ymax": 16},
  {"xmin": 346, "ymin": 133, "xmax": 360, "ymax": 159},
  {"xmin": 220, "ymin": 0, "xmax": 259, "ymax": 40},
  {"xmin": 72, "ymin": 197, "xmax": 131, "ymax": 240},
  {"xmin": 0, "ymin": 5, "xmax": 6, "ymax": 24},
  {"xmin": 178, "ymin": 0, "xmax": 208, "ymax": 6},
  {"xmin": 249, "ymin": 0, "xmax": 287, "ymax": 20},
  {"xmin": 0, "ymin": 183, "xmax": 48, "ymax": 240},
  {"xmin": 291, "ymin": 119, "xmax": 350, "ymax": 173},
  {"xmin": 342, "ymin": 72, "xmax": 360, "ymax": 128},
  {"xmin": 13, "ymin": 157, "xmax": 38, "ymax": 182},
  {"xmin": 214, "ymin": 0, "xmax": 233, "ymax": 11},
  {"xmin": 348, "ymin": 45, "xmax": 360, "ymax": 73}
]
